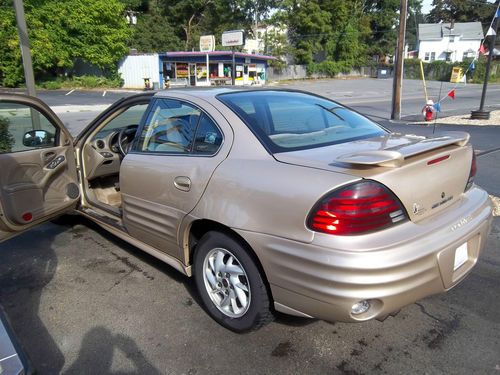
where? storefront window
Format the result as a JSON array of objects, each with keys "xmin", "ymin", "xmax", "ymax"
[
  {"xmin": 223, "ymin": 64, "xmax": 232, "ymax": 78},
  {"xmin": 236, "ymin": 65, "xmax": 243, "ymax": 79},
  {"xmin": 209, "ymin": 64, "xmax": 218, "ymax": 78},
  {"xmin": 164, "ymin": 63, "xmax": 175, "ymax": 79},
  {"xmin": 176, "ymin": 63, "xmax": 188, "ymax": 79}
]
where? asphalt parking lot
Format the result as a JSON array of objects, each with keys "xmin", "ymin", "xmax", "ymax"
[
  {"xmin": 1, "ymin": 216, "xmax": 499, "ymax": 374},
  {"xmin": 1, "ymin": 79, "xmax": 500, "ymax": 374}
]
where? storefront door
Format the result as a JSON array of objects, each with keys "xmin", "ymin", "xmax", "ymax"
[{"xmin": 189, "ymin": 64, "xmax": 196, "ymax": 86}]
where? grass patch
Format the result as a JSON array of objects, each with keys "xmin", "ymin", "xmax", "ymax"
[{"xmin": 37, "ymin": 75, "xmax": 123, "ymax": 90}]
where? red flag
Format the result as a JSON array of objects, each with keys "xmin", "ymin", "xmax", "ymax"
[
  {"xmin": 479, "ymin": 44, "xmax": 486, "ymax": 54},
  {"xmin": 448, "ymin": 89, "xmax": 456, "ymax": 99}
]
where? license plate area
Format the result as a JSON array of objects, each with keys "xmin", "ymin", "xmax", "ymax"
[
  {"xmin": 437, "ymin": 234, "xmax": 481, "ymax": 289},
  {"xmin": 453, "ymin": 243, "xmax": 468, "ymax": 271}
]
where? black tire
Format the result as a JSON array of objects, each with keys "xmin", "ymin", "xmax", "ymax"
[{"xmin": 193, "ymin": 231, "xmax": 273, "ymax": 332}]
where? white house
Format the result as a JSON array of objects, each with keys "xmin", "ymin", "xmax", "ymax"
[
  {"xmin": 418, "ymin": 22, "xmax": 484, "ymax": 63},
  {"xmin": 243, "ymin": 24, "xmax": 287, "ymax": 55}
]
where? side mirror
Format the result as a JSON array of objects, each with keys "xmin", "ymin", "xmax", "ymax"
[{"xmin": 23, "ymin": 130, "xmax": 54, "ymax": 147}]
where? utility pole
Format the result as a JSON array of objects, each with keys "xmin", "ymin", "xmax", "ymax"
[
  {"xmin": 13, "ymin": 0, "xmax": 36, "ymax": 97},
  {"xmin": 232, "ymin": 48, "xmax": 236, "ymax": 86},
  {"xmin": 471, "ymin": 14, "xmax": 499, "ymax": 120},
  {"xmin": 391, "ymin": 0, "xmax": 408, "ymax": 120}
]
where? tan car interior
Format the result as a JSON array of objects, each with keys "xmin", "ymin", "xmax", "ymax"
[
  {"xmin": 80, "ymin": 103, "xmax": 149, "ymax": 214},
  {"xmin": 0, "ymin": 101, "xmax": 79, "ymax": 229}
]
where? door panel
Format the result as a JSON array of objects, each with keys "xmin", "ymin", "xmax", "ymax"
[
  {"xmin": 120, "ymin": 98, "xmax": 232, "ymax": 259},
  {"xmin": 0, "ymin": 95, "xmax": 78, "ymax": 241}
]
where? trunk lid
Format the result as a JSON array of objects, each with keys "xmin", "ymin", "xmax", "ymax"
[{"xmin": 274, "ymin": 131, "xmax": 473, "ymax": 222}]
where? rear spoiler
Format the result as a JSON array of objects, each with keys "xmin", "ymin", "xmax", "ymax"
[{"xmin": 336, "ymin": 131, "xmax": 470, "ymax": 168}]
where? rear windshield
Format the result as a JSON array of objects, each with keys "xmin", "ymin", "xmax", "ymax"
[{"xmin": 218, "ymin": 91, "xmax": 386, "ymax": 153}]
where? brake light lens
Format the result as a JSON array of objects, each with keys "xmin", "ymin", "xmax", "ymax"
[
  {"xmin": 465, "ymin": 151, "xmax": 477, "ymax": 191},
  {"xmin": 307, "ymin": 181, "xmax": 408, "ymax": 235}
]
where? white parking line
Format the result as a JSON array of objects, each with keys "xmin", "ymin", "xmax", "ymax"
[
  {"xmin": 65, "ymin": 89, "xmax": 75, "ymax": 96},
  {"xmin": 102, "ymin": 91, "xmax": 107, "ymax": 97},
  {"xmin": 0, "ymin": 353, "xmax": 18, "ymax": 363}
]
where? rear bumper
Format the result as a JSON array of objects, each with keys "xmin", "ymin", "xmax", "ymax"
[{"xmin": 236, "ymin": 186, "xmax": 493, "ymax": 322}]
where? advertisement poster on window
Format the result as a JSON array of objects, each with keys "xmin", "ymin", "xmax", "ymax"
[
  {"xmin": 176, "ymin": 63, "xmax": 188, "ymax": 78},
  {"xmin": 196, "ymin": 65, "xmax": 207, "ymax": 78}
]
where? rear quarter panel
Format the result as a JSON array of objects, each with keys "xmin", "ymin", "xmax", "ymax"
[{"xmin": 189, "ymin": 93, "xmax": 359, "ymax": 243}]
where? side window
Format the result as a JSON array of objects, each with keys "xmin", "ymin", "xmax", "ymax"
[
  {"xmin": 0, "ymin": 102, "xmax": 58, "ymax": 153},
  {"xmin": 92, "ymin": 103, "xmax": 149, "ymax": 141},
  {"xmin": 136, "ymin": 99, "xmax": 200, "ymax": 154},
  {"xmin": 193, "ymin": 114, "xmax": 223, "ymax": 154}
]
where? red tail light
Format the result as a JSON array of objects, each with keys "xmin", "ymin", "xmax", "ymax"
[
  {"xmin": 465, "ymin": 151, "xmax": 477, "ymax": 191},
  {"xmin": 307, "ymin": 181, "xmax": 408, "ymax": 235}
]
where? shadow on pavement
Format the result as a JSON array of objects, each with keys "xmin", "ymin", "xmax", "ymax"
[
  {"xmin": 63, "ymin": 326, "xmax": 161, "ymax": 375},
  {"xmin": 0, "ymin": 223, "xmax": 65, "ymax": 374}
]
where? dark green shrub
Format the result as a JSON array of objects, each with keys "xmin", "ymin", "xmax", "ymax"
[{"xmin": 0, "ymin": 117, "xmax": 14, "ymax": 153}]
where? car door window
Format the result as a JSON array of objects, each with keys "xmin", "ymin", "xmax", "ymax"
[
  {"xmin": 193, "ymin": 114, "xmax": 223, "ymax": 155},
  {"xmin": 135, "ymin": 99, "xmax": 200, "ymax": 154},
  {"xmin": 0, "ymin": 102, "xmax": 58, "ymax": 153},
  {"xmin": 92, "ymin": 103, "xmax": 149, "ymax": 140}
]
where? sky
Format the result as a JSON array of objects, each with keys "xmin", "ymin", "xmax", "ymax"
[{"xmin": 422, "ymin": 0, "xmax": 432, "ymax": 14}]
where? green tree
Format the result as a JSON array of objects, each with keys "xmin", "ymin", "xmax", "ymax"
[
  {"xmin": 129, "ymin": 4, "xmax": 183, "ymax": 52},
  {"xmin": 0, "ymin": 0, "xmax": 131, "ymax": 87},
  {"xmin": 263, "ymin": 28, "xmax": 290, "ymax": 69},
  {"xmin": 276, "ymin": 0, "xmax": 368, "ymax": 66},
  {"xmin": 158, "ymin": 0, "xmax": 277, "ymax": 51},
  {"xmin": 364, "ymin": 0, "xmax": 400, "ymax": 59},
  {"xmin": 406, "ymin": 0, "xmax": 425, "ymax": 51},
  {"xmin": 162, "ymin": 0, "xmax": 217, "ymax": 50},
  {"xmin": 427, "ymin": 0, "xmax": 497, "ymax": 23},
  {"xmin": 0, "ymin": 117, "xmax": 14, "ymax": 153}
]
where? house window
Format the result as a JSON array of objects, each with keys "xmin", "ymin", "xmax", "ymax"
[
  {"xmin": 450, "ymin": 36, "xmax": 455, "ymax": 43},
  {"xmin": 424, "ymin": 52, "xmax": 430, "ymax": 61}
]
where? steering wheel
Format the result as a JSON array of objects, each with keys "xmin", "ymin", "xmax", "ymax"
[{"xmin": 117, "ymin": 125, "xmax": 138, "ymax": 156}]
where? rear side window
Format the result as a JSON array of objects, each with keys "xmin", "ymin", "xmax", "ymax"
[
  {"xmin": 193, "ymin": 114, "xmax": 223, "ymax": 154},
  {"xmin": 218, "ymin": 91, "xmax": 385, "ymax": 152}
]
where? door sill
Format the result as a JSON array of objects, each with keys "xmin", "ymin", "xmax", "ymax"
[
  {"xmin": 79, "ymin": 207, "xmax": 125, "ymax": 231},
  {"xmin": 77, "ymin": 207, "xmax": 191, "ymax": 277}
]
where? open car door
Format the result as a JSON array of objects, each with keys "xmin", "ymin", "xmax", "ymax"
[{"xmin": 0, "ymin": 94, "xmax": 79, "ymax": 243}]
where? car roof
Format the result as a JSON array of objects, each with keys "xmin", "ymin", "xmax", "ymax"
[
  {"xmin": 152, "ymin": 87, "xmax": 321, "ymax": 101},
  {"xmin": 154, "ymin": 87, "xmax": 241, "ymax": 100}
]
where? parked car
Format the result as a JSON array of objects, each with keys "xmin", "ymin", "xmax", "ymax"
[{"xmin": 0, "ymin": 90, "xmax": 492, "ymax": 332}]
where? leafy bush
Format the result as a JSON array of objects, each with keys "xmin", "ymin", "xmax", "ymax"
[
  {"xmin": 41, "ymin": 80, "xmax": 63, "ymax": 90},
  {"xmin": 307, "ymin": 60, "xmax": 353, "ymax": 77},
  {"xmin": 0, "ymin": 117, "xmax": 14, "ymax": 153},
  {"xmin": 66, "ymin": 75, "xmax": 123, "ymax": 88},
  {"xmin": 34, "ymin": 75, "xmax": 123, "ymax": 90},
  {"xmin": 403, "ymin": 58, "xmax": 499, "ymax": 83}
]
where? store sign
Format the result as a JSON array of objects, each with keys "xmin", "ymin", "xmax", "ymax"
[
  {"xmin": 200, "ymin": 35, "xmax": 215, "ymax": 52},
  {"xmin": 222, "ymin": 30, "xmax": 245, "ymax": 47}
]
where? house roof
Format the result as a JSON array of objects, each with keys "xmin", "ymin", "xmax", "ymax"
[{"xmin": 418, "ymin": 22, "xmax": 484, "ymax": 41}]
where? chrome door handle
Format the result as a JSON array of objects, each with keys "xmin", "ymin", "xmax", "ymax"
[{"xmin": 174, "ymin": 176, "xmax": 191, "ymax": 192}]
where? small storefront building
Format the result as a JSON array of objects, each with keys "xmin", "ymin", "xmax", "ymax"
[{"xmin": 159, "ymin": 51, "xmax": 275, "ymax": 88}]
